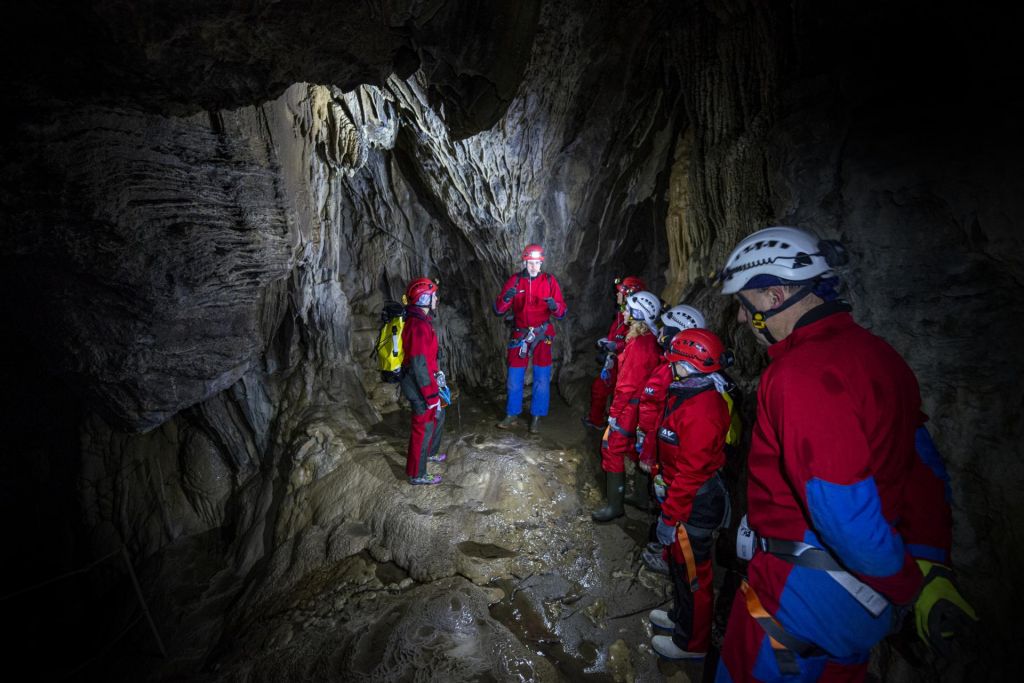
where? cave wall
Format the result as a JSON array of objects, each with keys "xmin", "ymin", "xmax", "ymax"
[
  {"xmin": 0, "ymin": 0, "xmax": 684, "ymax": 671},
  {"xmin": 1, "ymin": 0, "xmax": 1021, "ymax": 679}
]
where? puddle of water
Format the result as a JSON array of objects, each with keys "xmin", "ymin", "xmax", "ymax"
[
  {"xmin": 458, "ymin": 541, "xmax": 517, "ymax": 559},
  {"xmin": 487, "ymin": 578, "xmax": 615, "ymax": 682}
]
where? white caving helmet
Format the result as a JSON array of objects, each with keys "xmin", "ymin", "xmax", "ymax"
[
  {"xmin": 660, "ymin": 304, "xmax": 706, "ymax": 331},
  {"xmin": 718, "ymin": 226, "xmax": 847, "ymax": 295},
  {"xmin": 625, "ymin": 291, "xmax": 662, "ymax": 334}
]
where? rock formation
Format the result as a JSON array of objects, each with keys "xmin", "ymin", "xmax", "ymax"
[{"xmin": 0, "ymin": 0, "xmax": 1020, "ymax": 680}]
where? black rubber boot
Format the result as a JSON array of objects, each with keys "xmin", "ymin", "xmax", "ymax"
[
  {"xmin": 591, "ymin": 471, "xmax": 625, "ymax": 522},
  {"xmin": 529, "ymin": 415, "xmax": 541, "ymax": 433},
  {"xmin": 496, "ymin": 414, "xmax": 518, "ymax": 430},
  {"xmin": 624, "ymin": 470, "xmax": 651, "ymax": 510}
]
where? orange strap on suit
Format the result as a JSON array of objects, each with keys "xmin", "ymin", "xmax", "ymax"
[
  {"xmin": 741, "ymin": 579, "xmax": 826, "ymax": 675},
  {"xmin": 675, "ymin": 524, "xmax": 699, "ymax": 592}
]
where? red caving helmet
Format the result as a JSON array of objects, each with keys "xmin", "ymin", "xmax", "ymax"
[
  {"xmin": 521, "ymin": 244, "xmax": 545, "ymax": 262},
  {"xmin": 665, "ymin": 328, "xmax": 729, "ymax": 373},
  {"xmin": 615, "ymin": 275, "xmax": 647, "ymax": 295},
  {"xmin": 405, "ymin": 277, "xmax": 438, "ymax": 306}
]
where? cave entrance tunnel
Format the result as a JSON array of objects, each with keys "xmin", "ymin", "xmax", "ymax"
[{"xmin": 3, "ymin": 0, "xmax": 1023, "ymax": 681}]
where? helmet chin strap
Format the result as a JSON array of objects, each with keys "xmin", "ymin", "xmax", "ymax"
[{"xmin": 736, "ymin": 285, "xmax": 815, "ymax": 345}]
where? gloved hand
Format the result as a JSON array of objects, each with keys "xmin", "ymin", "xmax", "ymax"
[
  {"xmin": 435, "ymin": 370, "xmax": 447, "ymax": 388},
  {"xmin": 438, "ymin": 386, "xmax": 451, "ymax": 407},
  {"xmin": 427, "ymin": 399, "xmax": 441, "ymax": 410},
  {"xmin": 599, "ymin": 368, "xmax": 610, "ymax": 382},
  {"xmin": 596, "ymin": 337, "xmax": 609, "ymax": 350},
  {"xmin": 635, "ymin": 429, "xmax": 645, "ymax": 454},
  {"xmin": 545, "ymin": 297, "xmax": 558, "ymax": 311},
  {"xmin": 656, "ymin": 516, "xmax": 677, "ymax": 546},
  {"xmin": 598, "ymin": 338, "xmax": 617, "ymax": 352},
  {"xmin": 913, "ymin": 560, "xmax": 978, "ymax": 659},
  {"xmin": 502, "ymin": 287, "xmax": 516, "ymax": 303}
]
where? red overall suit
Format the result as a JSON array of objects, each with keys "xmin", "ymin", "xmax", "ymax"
[
  {"xmin": 587, "ymin": 311, "xmax": 630, "ymax": 425},
  {"xmin": 601, "ymin": 331, "xmax": 662, "ymax": 473},
  {"xmin": 493, "ymin": 271, "xmax": 567, "ymax": 417},
  {"xmin": 400, "ymin": 306, "xmax": 441, "ymax": 478},
  {"xmin": 717, "ymin": 304, "xmax": 949, "ymax": 682},
  {"xmin": 636, "ymin": 361, "xmax": 673, "ymax": 471},
  {"xmin": 657, "ymin": 383, "xmax": 731, "ymax": 654}
]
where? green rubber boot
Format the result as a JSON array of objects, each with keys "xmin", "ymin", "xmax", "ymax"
[
  {"xmin": 624, "ymin": 470, "xmax": 651, "ymax": 510},
  {"xmin": 591, "ymin": 471, "xmax": 625, "ymax": 522}
]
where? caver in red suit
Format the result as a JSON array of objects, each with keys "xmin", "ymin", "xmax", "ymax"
[
  {"xmin": 585, "ymin": 276, "xmax": 645, "ymax": 428},
  {"xmin": 714, "ymin": 226, "xmax": 963, "ymax": 683},
  {"xmin": 650, "ymin": 329, "xmax": 732, "ymax": 660},
  {"xmin": 399, "ymin": 278, "xmax": 445, "ymax": 484},
  {"xmin": 635, "ymin": 304, "xmax": 710, "ymax": 470},
  {"xmin": 636, "ymin": 361, "xmax": 672, "ymax": 472},
  {"xmin": 717, "ymin": 304, "xmax": 942, "ymax": 681},
  {"xmin": 600, "ymin": 330, "xmax": 662, "ymax": 474},
  {"xmin": 591, "ymin": 290, "xmax": 663, "ymax": 523},
  {"xmin": 493, "ymin": 244, "xmax": 567, "ymax": 430}
]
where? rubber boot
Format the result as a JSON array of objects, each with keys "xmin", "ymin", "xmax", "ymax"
[
  {"xmin": 496, "ymin": 414, "xmax": 519, "ymax": 430},
  {"xmin": 591, "ymin": 471, "xmax": 625, "ymax": 522},
  {"xmin": 529, "ymin": 415, "xmax": 541, "ymax": 433},
  {"xmin": 624, "ymin": 470, "xmax": 651, "ymax": 510}
]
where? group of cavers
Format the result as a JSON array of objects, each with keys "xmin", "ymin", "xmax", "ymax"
[{"xmin": 380, "ymin": 228, "xmax": 977, "ymax": 682}]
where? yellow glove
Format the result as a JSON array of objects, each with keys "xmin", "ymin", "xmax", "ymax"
[{"xmin": 914, "ymin": 560, "xmax": 978, "ymax": 658}]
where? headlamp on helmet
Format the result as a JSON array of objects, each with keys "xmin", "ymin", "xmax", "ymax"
[{"xmin": 521, "ymin": 244, "xmax": 545, "ymax": 262}]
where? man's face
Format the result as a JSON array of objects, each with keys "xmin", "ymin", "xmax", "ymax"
[
  {"xmin": 430, "ymin": 292, "xmax": 439, "ymax": 312},
  {"xmin": 734, "ymin": 290, "xmax": 774, "ymax": 347},
  {"xmin": 525, "ymin": 259, "xmax": 542, "ymax": 277},
  {"xmin": 616, "ymin": 289, "xmax": 625, "ymax": 306}
]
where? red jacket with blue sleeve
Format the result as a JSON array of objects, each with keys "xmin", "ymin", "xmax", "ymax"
[
  {"xmin": 493, "ymin": 271, "xmax": 567, "ymax": 334},
  {"xmin": 747, "ymin": 304, "xmax": 939, "ymax": 604},
  {"xmin": 400, "ymin": 306, "xmax": 439, "ymax": 405},
  {"xmin": 608, "ymin": 332, "xmax": 662, "ymax": 432}
]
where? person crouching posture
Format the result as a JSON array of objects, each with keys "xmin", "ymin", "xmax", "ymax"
[
  {"xmin": 648, "ymin": 329, "xmax": 732, "ymax": 661},
  {"xmin": 399, "ymin": 278, "xmax": 447, "ymax": 485},
  {"xmin": 591, "ymin": 291, "xmax": 663, "ymax": 522}
]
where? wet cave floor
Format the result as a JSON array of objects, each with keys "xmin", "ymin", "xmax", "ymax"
[{"xmin": 154, "ymin": 387, "xmax": 728, "ymax": 682}]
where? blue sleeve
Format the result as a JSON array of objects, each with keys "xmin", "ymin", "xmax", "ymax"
[
  {"xmin": 915, "ymin": 426, "xmax": 952, "ymax": 503},
  {"xmin": 805, "ymin": 476, "xmax": 906, "ymax": 577}
]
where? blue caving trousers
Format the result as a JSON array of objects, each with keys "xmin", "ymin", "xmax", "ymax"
[{"xmin": 506, "ymin": 364, "xmax": 552, "ymax": 417}]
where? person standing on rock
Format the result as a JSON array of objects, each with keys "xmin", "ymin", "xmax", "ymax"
[
  {"xmin": 713, "ymin": 227, "xmax": 973, "ymax": 681},
  {"xmin": 400, "ymin": 277, "xmax": 448, "ymax": 485},
  {"xmin": 583, "ymin": 275, "xmax": 646, "ymax": 430},
  {"xmin": 646, "ymin": 328, "xmax": 733, "ymax": 661},
  {"xmin": 591, "ymin": 291, "xmax": 662, "ymax": 522},
  {"xmin": 493, "ymin": 244, "xmax": 567, "ymax": 433}
]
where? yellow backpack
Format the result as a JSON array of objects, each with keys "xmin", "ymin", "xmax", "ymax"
[
  {"xmin": 373, "ymin": 301, "xmax": 406, "ymax": 383},
  {"xmin": 722, "ymin": 390, "xmax": 743, "ymax": 447}
]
